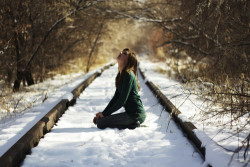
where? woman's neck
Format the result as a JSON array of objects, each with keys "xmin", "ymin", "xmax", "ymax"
[{"xmin": 118, "ymin": 64, "xmax": 125, "ymax": 74}]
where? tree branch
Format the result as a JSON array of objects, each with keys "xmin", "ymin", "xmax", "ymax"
[
  {"xmin": 24, "ymin": 1, "xmax": 96, "ymax": 70},
  {"xmin": 156, "ymin": 39, "xmax": 210, "ymax": 55}
]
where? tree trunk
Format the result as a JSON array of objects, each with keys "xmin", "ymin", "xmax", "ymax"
[
  {"xmin": 13, "ymin": 32, "xmax": 21, "ymax": 92},
  {"xmin": 86, "ymin": 21, "xmax": 104, "ymax": 72},
  {"xmin": 13, "ymin": 32, "xmax": 35, "ymax": 92},
  {"xmin": 25, "ymin": 69, "xmax": 34, "ymax": 85}
]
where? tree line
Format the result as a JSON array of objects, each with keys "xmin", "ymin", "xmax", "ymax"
[
  {"xmin": 0, "ymin": 0, "xmax": 144, "ymax": 92},
  {"xmin": 139, "ymin": 0, "xmax": 249, "ymax": 163},
  {"xmin": 145, "ymin": 0, "xmax": 249, "ymax": 125},
  {"xmin": 0, "ymin": 0, "xmax": 249, "ymax": 164},
  {"xmin": 1, "ymin": 0, "xmax": 249, "ymax": 127}
]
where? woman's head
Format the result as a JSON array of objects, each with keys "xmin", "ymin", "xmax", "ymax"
[
  {"xmin": 115, "ymin": 48, "xmax": 141, "ymax": 90},
  {"xmin": 116, "ymin": 49, "xmax": 129, "ymax": 66},
  {"xmin": 117, "ymin": 48, "xmax": 138, "ymax": 73}
]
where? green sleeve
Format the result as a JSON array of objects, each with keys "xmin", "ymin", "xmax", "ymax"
[
  {"xmin": 102, "ymin": 72, "xmax": 133, "ymax": 116},
  {"xmin": 102, "ymin": 89, "xmax": 119, "ymax": 113}
]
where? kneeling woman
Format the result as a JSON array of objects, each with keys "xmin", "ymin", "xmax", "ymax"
[{"xmin": 93, "ymin": 48, "xmax": 146, "ymax": 129}]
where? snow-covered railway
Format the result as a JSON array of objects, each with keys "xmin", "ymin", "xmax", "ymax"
[{"xmin": 21, "ymin": 64, "xmax": 204, "ymax": 167}]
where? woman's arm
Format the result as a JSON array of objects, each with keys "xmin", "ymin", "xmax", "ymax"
[
  {"xmin": 102, "ymin": 72, "xmax": 133, "ymax": 116},
  {"xmin": 94, "ymin": 90, "xmax": 119, "ymax": 124},
  {"xmin": 102, "ymin": 89, "xmax": 119, "ymax": 113}
]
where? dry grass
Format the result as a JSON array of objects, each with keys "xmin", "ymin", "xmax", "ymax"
[
  {"xmin": 45, "ymin": 55, "xmax": 109, "ymax": 80},
  {"xmin": 0, "ymin": 54, "xmax": 110, "ymax": 121}
]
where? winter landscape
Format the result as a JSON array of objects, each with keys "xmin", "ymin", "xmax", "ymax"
[{"xmin": 1, "ymin": 0, "xmax": 249, "ymax": 167}]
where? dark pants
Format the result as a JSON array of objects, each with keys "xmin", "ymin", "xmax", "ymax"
[{"xmin": 97, "ymin": 112, "xmax": 138, "ymax": 130}]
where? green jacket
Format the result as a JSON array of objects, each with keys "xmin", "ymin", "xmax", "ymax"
[{"xmin": 102, "ymin": 70, "xmax": 146, "ymax": 123}]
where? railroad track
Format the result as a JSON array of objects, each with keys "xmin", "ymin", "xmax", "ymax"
[{"xmin": 1, "ymin": 63, "xmax": 210, "ymax": 167}]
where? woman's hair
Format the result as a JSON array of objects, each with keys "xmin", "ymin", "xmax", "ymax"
[{"xmin": 115, "ymin": 48, "xmax": 141, "ymax": 91}]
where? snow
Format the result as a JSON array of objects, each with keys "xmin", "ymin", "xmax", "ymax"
[
  {"xmin": 0, "ymin": 64, "xmax": 108, "ymax": 157},
  {"xmin": 194, "ymin": 129, "xmax": 240, "ymax": 167},
  {"xmin": 21, "ymin": 64, "xmax": 204, "ymax": 167},
  {"xmin": 139, "ymin": 59, "xmax": 249, "ymax": 167},
  {"xmin": 177, "ymin": 113, "xmax": 189, "ymax": 123},
  {"xmin": 62, "ymin": 93, "xmax": 74, "ymax": 101},
  {"xmin": 1, "ymin": 57, "xmax": 248, "ymax": 167},
  {"xmin": 0, "ymin": 71, "xmax": 83, "ymax": 122}
]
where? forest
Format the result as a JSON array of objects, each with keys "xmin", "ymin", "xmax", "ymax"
[{"xmin": 0, "ymin": 0, "xmax": 249, "ymax": 166}]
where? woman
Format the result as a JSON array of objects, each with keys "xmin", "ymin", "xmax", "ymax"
[{"xmin": 93, "ymin": 48, "xmax": 146, "ymax": 129}]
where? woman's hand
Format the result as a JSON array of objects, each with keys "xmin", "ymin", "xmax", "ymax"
[
  {"xmin": 93, "ymin": 112, "xmax": 104, "ymax": 124},
  {"xmin": 96, "ymin": 112, "xmax": 104, "ymax": 118}
]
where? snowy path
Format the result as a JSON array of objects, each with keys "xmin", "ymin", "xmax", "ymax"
[
  {"xmin": 139, "ymin": 60, "xmax": 248, "ymax": 167},
  {"xmin": 21, "ymin": 64, "xmax": 204, "ymax": 167}
]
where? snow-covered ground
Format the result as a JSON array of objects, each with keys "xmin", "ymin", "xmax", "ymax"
[
  {"xmin": 21, "ymin": 64, "xmax": 204, "ymax": 167},
  {"xmin": 0, "ymin": 65, "xmax": 103, "ymax": 158},
  {"xmin": 1, "ymin": 58, "xmax": 248, "ymax": 167},
  {"xmin": 0, "ymin": 70, "xmax": 85, "ymax": 122},
  {"xmin": 139, "ymin": 58, "xmax": 249, "ymax": 167}
]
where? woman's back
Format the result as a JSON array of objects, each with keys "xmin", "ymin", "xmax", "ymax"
[{"xmin": 120, "ymin": 71, "xmax": 145, "ymax": 123}]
